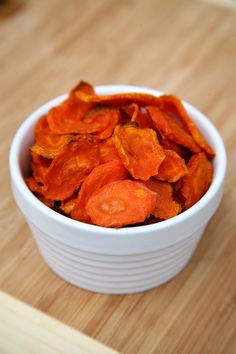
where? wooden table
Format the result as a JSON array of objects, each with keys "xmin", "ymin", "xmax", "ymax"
[{"xmin": 1, "ymin": 0, "xmax": 236, "ymax": 353}]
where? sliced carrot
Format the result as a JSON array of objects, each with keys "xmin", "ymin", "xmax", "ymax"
[
  {"xmin": 98, "ymin": 138, "xmax": 121, "ymax": 164},
  {"xmin": 47, "ymin": 81, "xmax": 95, "ymax": 134},
  {"xmin": 91, "ymin": 107, "xmax": 120, "ymax": 140},
  {"xmin": 48, "ymin": 99, "xmax": 120, "ymax": 136},
  {"xmin": 144, "ymin": 179, "xmax": 181, "ymax": 219},
  {"xmin": 159, "ymin": 95, "xmax": 215, "ymax": 158},
  {"xmin": 30, "ymin": 116, "xmax": 73, "ymax": 158},
  {"xmin": 146, "ymin": 106, "xmax": 201, "ymax": 153},
  {"xmin": 31, "ymin": 152, "xmax": 52, "ymax": 184},
  {"xmin": 44, "ymin": 139, "xmax": 100, "ymax": 201},
  {"xmin": 135, "ymin": 109, "xmax": 155, "ymax": 129},
  {"xmin": 113, "ymin": 124, "xmax": 165, "ymax": 180},
  {"xmin": 180, "ymin": 152, "xmax": 213, "ymax": 209},
  {"xmin": 72, "ymin": 160, "xmax": 129, "ymax": 223},
  {"xmin": 76, "ymin": 90, "xmax": 162, "ymax": 107},
  {"xmin": 71, "ymin": 81, "xmax": 95, "ymax": 96},
  {"xmin": 161, "ymin": 136, "xmax": 188, "ymax": 159},
  {"xmin": 154, "ymin": 149, "xmax": 188, "ymax": 183},
  {"xmin": 86, "ymin": 180, "xmax": 157, "ymax": 227}
]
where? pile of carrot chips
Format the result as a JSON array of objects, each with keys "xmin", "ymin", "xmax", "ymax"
[{"xmin": 26, "ymin": 81, "xmax": 215, "ymax": 228}]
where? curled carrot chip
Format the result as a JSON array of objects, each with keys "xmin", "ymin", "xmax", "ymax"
[
  {"xmin": 135, "ymin": 109, "xmax": 155, "ymax": 129},
  {"xmin": 146, "ymin": 106, "xmax": 201, "ymax": 153},
  {"xmin": 76, "ymin": 90, "xmax": 162, "ymax": 107},
  {"xmin": 73, "ymin": 106, "xmax": 120, "ymax": 134},
  {"xmin": 161, "ymin": 136, "xmax": 188, "ymax": 159},
  {"xmin": 179, "ymin": 152, "xmax": 213, "ymax": 209},
  {"xmin": 31, "ymin": 152, "xmax": 52, "ymax": 184},
  {"xmin": 49, "ymin": 105, "xmax": 120, "ymax": 136},
  {"xmin": 86, "ymin": 180, "xmax": 157, "ymax": 227},
  {"xmin": 72, "ymin": 160, "xmax": 129, "ymax": 223},
  {"xmin": 144, "ymin": 179, "xmax": 181, "ymax": 219},
  {"xmin": 91, "ymin": 107, "xmax": 120, "ymax": 140},
  {"xmin": 113, "ymin": 124, "xmax": 165, "ymax": 180},
  {"xmin": 44, "ymin": 139, "xmax": 100, "ymax": 201},
  {"xmin": 47, "ymin": 81, "xmax": 95, "ymax": 134},
  {"xmin": 98, "ymin": 138, "xmax": 120, "ymax": 164},
  {"xmin": 71, "ymin": 81, "xmax": 95, "ymax": 96},
  {"xmin": 123, "ymin": 104, "xmax": 155, "ymax": 130},
  {"xmin": 121, "ymin": 103, "xmax": 139, "ymax": 122},
  {"xmin": 30, "ymin": 116, "xmax": 73, "ymax": 158},
  {"xmin": 159, "ymin": 95, "xmax": 215, "ymax": 158},
  {"xmin": 155, "ymin": 149, "xmax": 188, "ymax": 183}
]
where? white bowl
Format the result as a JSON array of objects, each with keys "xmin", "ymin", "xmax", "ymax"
[{"xmin": 9, "ymin": 85, "xmax": 227, "ymax": 294}]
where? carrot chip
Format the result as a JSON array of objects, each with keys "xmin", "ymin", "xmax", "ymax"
[
  {"xmin": 44, "ymin": 139, "xmax": 100, "ymax": 201},
  {"xmin": 72, "ymin": 160, "xmax": 129, "ymax": 223},
  {"xmin": 179, "ymin": 152, "xmax": 213, "ymax": 209},
  {"xmin": 144, "ymin": 179, "xmax": 181, "ymax": 219},
  {"xmin": 26, "ymin": 81, "xmax": 215, "ymax": 228},
  {"xmin": 86, "ymin": 180, "xmax": 157, "ymax": 227},
  {"xmin": 155, "ymin": 149, "xmax": 188, "ymax": 183},
  {"xmin": 113, "ymin": 124, "xmax": 165, "ymax": 180}
]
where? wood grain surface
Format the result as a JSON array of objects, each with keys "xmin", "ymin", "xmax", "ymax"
[
  {"xmin": 1, "ymin": 0, "xmax": 236, "ymax": 353},
  {"xmin": 0, "ymin": 290, "xmax": 119, "ymax": 354}
]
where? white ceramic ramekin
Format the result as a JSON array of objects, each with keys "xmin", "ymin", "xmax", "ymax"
[{"xmin": 9, "ymin": 85, "xmax": 227, "ymax": 294}]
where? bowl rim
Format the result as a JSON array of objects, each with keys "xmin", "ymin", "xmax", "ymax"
[{"xmin": 9, "ymin": 84, "xmax": 227, "ymax": 236}]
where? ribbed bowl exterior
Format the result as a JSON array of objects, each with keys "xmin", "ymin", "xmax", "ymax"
[{"xmin": 28, "ymin": 221, "xmax": 205, "ymax": 294}]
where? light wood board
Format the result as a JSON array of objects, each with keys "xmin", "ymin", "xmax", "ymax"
[
  {"xmin": 0, "ymin": 290, "xmax": 119, "ymax": 354},
  {"xmin": 0, "ymin": 0, "xmax": 236, "ymax": 353}
]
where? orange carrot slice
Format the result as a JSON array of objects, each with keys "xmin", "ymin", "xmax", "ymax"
[
  {"xmin": 144, "ymin": 179, "xmax": 181, "ymax": 219},
  {"xmin": 98, "ymin": 138, "xmax": 121, "ymax": 164},
  {"xmin": 72, "ymin": 160, "xmax": 129, "ymax": 223},
  {"xmin": 86, "ymin": 180, "xmax": 157, "ymax": 227},
  {"xmin": 76, "ymin": 91, "xmax": 162, "ymax": 106},
  {"xmin": 155, "ymin": 149, "xmax": 188, "ymax": 183},
  {"xmin": 161, "ymin": 136, "xmax": 188, "ymax": 159},
  {"xmin": 48, "ymin": 101, "xmax": 120, "ymax": 135},
  {"xmin": 159, "ymin": 95, "xmax": 215, "ymax": 158},
  {"xmin": 146, "ymin": 106, "xmax": 201, "ymax": 153},
  {"xmin": 47, "ymin": 81, "xmax": 95, "ymax": 134},
  {"xmin": 113, "ymin": 124, "xmax": 165, "ymax": 180},
  {"xmin": 180, "ymin": 152, "xmax": 213, "ymax": 209},
  {"xmin": 91, "ymin": 107, "xmax": 120, "ymax": 140},
  {"xmin": 44, "ymin": 139, "xmax": 100, "ymax": 201},
  {"xmin": 30, "ymin": 116, "xmax": 73, "ymax": 158}
]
